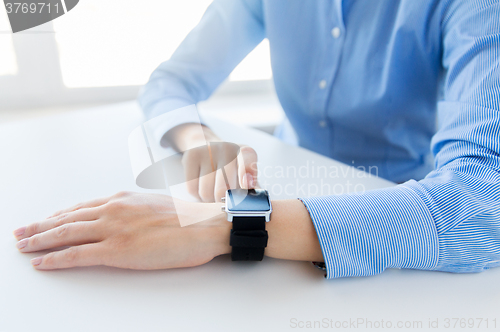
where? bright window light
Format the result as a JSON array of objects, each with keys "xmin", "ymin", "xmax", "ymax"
[
  {"xmin": 229, "ymin": 39, "xmax": 272, "ymax": 81},
  {"xmin": 0, "ymin": 5, "xmax": 18, "ymax": 76},
  {"xmin": 53, "ymin": 0, "xmax": 272, "ymax": 88}
]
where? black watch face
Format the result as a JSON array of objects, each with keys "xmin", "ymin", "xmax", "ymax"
[{"xmin": 227, "ymin": 189, "xmax": 271, "ymax": 212}]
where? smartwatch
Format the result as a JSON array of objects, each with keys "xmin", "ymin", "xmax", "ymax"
[{"xmin": 221, "ymin": 188, "xmax": 272, "ymax": 261}]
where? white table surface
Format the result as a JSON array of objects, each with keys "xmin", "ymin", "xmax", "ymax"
[{"xmin": 1, "ymin": 102, "xmax": 499, "ymax": 332}]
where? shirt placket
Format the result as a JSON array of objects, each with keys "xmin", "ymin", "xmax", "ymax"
[{"xmin": 312, "ymin": 0, "xmax": 346, "ymax": 130}]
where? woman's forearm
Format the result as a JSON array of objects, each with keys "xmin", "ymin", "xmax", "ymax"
[
  {"xmin": 163, "ymin": 123, "xmax": 220, "ymax": 152},
  {"xmin": 216, "ymin": 199, "xmax": 324, "ymax": 262},
  {"xmin": 265, "ymin": 199, "xmax": 324, "ymax": 262},
  {"xmin": 14, "ymin": 192, "xmax": 324, "ymax": 270}
]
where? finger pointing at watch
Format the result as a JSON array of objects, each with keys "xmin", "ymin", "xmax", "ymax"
[{"xmin": 237, "ymin": 145, "xmax": 258, "ymax": 189}]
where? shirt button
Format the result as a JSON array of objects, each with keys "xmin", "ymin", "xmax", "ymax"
[
  {"xmin": 318, "ymin": 80, "xmax": 327, "ymax": 89},
  {"xmin": 331, "ymin": 27, "xmax": 341, "ymax": 39},
  {"xmin": 319, "ymin": 120, "xmax": 327, "ymax": 127}
]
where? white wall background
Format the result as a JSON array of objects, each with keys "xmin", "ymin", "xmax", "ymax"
[{"xmin": 0, "ymin": 0, "xmax": 277, "ymax": 115}]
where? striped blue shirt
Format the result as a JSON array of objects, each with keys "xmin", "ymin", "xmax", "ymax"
[{"xmin": 139, "ymin": 0, "xmax": 500, "ymax": 278}]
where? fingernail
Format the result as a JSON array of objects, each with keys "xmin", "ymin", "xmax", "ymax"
[
  {"xmin": 247, "ymin": 174, "xmax": 254, "ymax": 188},
  {"xmin": 13, "ymin": 227, "xmax": 26, "ymax": 237},
  {"xmin": 16, "ymin": 238, "xmax": 28, "ymax": 250},
  {"xmin": 31, "ymin": 257, "xmax": 42, "ymax": 266}
]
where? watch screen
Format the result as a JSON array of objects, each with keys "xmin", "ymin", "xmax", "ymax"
[{"xmin": 227, "ymin": 189, "xmax": 270, "ymax": 212}]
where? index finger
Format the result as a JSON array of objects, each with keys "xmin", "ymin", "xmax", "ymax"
[
  {"xmin": 237, "ymin": 146, "xmax": 258, "ymax": 189},
  {"xmin": 31, "ymin": 243, "xmax": 106, "ymax": 270}
]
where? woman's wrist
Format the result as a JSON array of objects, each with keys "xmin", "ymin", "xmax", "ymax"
[
  {"xmin": 265, "ymin": 199, "xmax": 324, "ymax": 262},
  {"xmin": 195, "ymin": 202, "xmax": 232, "ymax": 256},
  {"xmin": 203, "ymin": 199, "xmax": 324, "ymax": 262},
  {"xmin": 167, "ymin": 123, "xmax": 221, "ymax": 152},
  {"xmin": 214, "ymin": 204, "xmax": 232, "ymax": 256}
]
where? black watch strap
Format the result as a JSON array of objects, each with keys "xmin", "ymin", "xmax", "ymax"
[{"xmin": 230, "ymin": 216, "xmax": 268, "ymax": 261}]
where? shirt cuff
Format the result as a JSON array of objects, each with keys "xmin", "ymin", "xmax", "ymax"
[
  {"xmin": 143, "ymin": 101, "xmax": 207, "ymax": 149},
  {"xmin": 299, "ymin": 182, "xmax": 439, "ymax": 278}
]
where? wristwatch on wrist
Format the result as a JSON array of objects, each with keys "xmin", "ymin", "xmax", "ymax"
[{"xmin": 221, "ymin": 188, "xmax": 272, "ymax": 261}]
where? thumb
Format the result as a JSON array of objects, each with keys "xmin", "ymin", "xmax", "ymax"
[{"xmin": 237, "ymin": 145, "xmax": 258, "ymax": 189}]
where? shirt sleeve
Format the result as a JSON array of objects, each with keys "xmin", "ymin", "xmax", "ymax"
[
  {"xmin": 137, "ymin": 0, "xmax": 265, "ymax": 145},
  {"xmin": 300, "ymin": 0, "xmax": 500, "ymax": 278}
]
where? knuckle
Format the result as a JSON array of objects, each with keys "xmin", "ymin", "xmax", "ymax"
[
  {"xmin": 52, "ymin": 214, "xmax": 70, "ymax": 228},
  {"xmin": 114, "ymin": 191, "xmax": 131, "ymax": 199},
  {"xmin": 240, "ymin": 145, "xmax": 257, "ymax": 156},
  {"xmin": 56, "ymin": 213, "xmax": 69, "ymax": 222},
  {"xmin": 56, "ymin": 224, "xmax": 70, "ymax": 238},
  {"xmin": 29, "ymin": 235, "xmax": 40, "ymax": 248},
  {"xmin": 91, "ymin": 220, "xmax": 105, "ymax": 235},
  {"xmin": 63, "ymin": 247, "xmax": 78, "ymax": 262},
  {"xmin": 26, "ymin": 222, "xmax": 39, "ymax": 235},
  {"xmin": 73, "ymin": 202, "xmax": 84, "ymax": 211},
  {"xmin": 186, "ymin": 184, "xmax": 199, "ymax": 197},
  {"xmin": 105, "ymin": 200, "xmax": 125, "ymax": 212},
  {"xmin": 51, "ymin": 210, "xmax": 62, "ymax": 217},
  {"xmin": 198, "ymin": 188, "xmax": 213, "ymax": 202},
  {"xmin": 44, "ymin": 254, "xmax": 54, "ymax": 266}
]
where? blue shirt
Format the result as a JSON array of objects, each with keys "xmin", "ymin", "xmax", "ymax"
[{"xmin": 139, "ymin": 0, "xmax": 500, "ymax": 278}]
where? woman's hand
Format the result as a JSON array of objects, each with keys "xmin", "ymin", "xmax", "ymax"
[
  {"xmin": 12, "ymin": 191, "xmax": 230, "ymax": 270},
  {"xmin": 166, "ymin": 123, "xmax": 259, "ymax": 202},
  {"xmin": 182, "ymin": 143, "xmax": 258, "ymax": 202}
]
